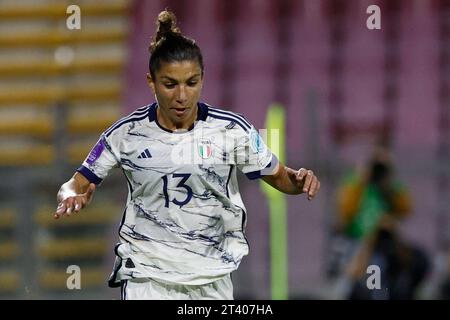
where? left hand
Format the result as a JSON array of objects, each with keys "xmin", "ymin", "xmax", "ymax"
[{"xmin": 287, "ymin": 168, "xmax": 320, "ymax": 200}]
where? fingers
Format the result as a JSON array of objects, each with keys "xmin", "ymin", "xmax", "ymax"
[
  {"xmin": 302, "ymin": 170, "xmax": 314, "ymax": 194},
  {"xmin": 297, "ymin": 168, "xmax": 308, "ymax": 181},
  {"xmin": 287, "ymin": 168, "xmax": 307, "ymax": 189},
  {"xmin": 71, "ymin": 197, "xmax": 86, "ymax": 213},
  {"xmin": 54, "ymin": 198, "xmax": 76, "ymax": 219},
  {"xmin": 54, "ymin": 193, "xmax": 91, "ymax": 219},
  {"xmin": 54, "ymin": 199, "xmax": 72, "ymax": 219},
  {"xmin": 73, "ymin": 198, "xmax": 82, "ymax": 213},
  {"xmin": 54, "ymin": 183, "xmax": 96, "ymax": 220},
  {"xmin": 84, "ymin": 183, "xmax": 96, "ymax": 203},
  {"xmin": 307, "ymin": 178, "xmax": 321, "ymax": 200},
  {"xmin": 292, "ymin": 168, "xmax": 321, "ymax": 200},
  {"xmin": 54, "ymin": 202, "xmax": 66, "ymax": 219},
  {"xmin": 285, "ymin": 167, "xmax": 297, "ymax": 177},
  {"xmin": 65, "ymin": 197, "xmax": 75, "ymax": 215}
]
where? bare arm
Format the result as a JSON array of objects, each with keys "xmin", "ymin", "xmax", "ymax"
[
  {"xmin": 262, "ymin": 162, "xmax": 320, "ymax": 200},
  {"xmin": 346, "ymin": 232, "xmax": 377, "ymax": 280},
  {"xmin": 55, "ymin": 172, "xmax": 96, "ymax": 219}
]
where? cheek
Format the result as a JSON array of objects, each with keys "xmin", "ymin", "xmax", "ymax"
[
  {"xmin": 155, "ymin": 88, "xmax": 173, "ymax": 101},
  {"xmin": 189, "ymin": 87, "xmax": 202, "ymax": 99}
]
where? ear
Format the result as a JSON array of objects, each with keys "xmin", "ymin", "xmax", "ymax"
[{"xmin": 146, "ymin": 73, "xmax": 155, "ymax": 94}]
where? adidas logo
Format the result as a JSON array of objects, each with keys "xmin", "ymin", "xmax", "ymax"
[{"xmin": 137, "ymin": 148, "xmax": 152, "ymax": 159}]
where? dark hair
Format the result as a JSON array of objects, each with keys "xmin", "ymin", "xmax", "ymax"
[
  {"xmin": 369, "ymin": 160, "xmax": 391, "ymax": 185},
  {"xmin": 148, "ymin": 10, "xmax": 204, "ymax": 79}
]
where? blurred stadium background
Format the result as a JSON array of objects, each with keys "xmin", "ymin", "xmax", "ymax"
[{"xmin": 0, "ymin": 0, "xmax": 448, "ymax": 299}]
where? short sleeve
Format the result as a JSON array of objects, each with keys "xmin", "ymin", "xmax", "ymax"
[
  {"xmin": 235, "ymin": 126, "xmax": 278, "ymax": 180},
  {"xmin": 77, "ymin": 134, "xmax": 119, "ymax": 185}
]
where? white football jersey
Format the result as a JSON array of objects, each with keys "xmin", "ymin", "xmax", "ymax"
[{"xmin": 78, "ymin": 102, "xmax": 278, "ymax": 286}]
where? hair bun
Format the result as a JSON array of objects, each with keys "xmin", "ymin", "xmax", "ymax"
[
  {"xmin": 156, "ymin": 10, "xmax": 180, "ymax": 40},
  {"xmin": 148, "ymin": 9, "xmax": 204, "ymax": 78}
]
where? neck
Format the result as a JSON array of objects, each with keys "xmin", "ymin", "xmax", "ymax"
[{"xmin": 156, "ymin": 105, "xmax": 198, "ymax": 131}]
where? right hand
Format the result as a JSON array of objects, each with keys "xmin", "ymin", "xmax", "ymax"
[
  {"xmin": 286, "ymin": 167, "xmax": 320, "ymax": 200},
  {"xmin": 54, "ymin": 183, "xmax": 96, "ymax": 219}
]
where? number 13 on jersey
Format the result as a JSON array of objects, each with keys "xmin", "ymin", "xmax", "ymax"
[{"xmin": 161, "ymin": 173, "xmax": 193, "ymax": 208}]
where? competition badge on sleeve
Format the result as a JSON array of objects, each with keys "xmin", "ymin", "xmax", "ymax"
[
  {"xmin": 86, "ymin": 139, "xmax": 105, "ymax": 165},
  {"xmin": 250, "ymin": 128, "xmax": 267, "ymax": 154}
]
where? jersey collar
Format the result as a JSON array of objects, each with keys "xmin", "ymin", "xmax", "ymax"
[{"xmin": 148, "ymin": 102, "xmax": 209, "ymax": 132}]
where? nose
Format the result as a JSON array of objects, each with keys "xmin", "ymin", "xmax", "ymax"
[{"xmin": 176, "ymin": 85, "xmax": 187, "ymax": 104}]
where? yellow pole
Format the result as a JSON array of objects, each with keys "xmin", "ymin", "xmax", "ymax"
[{"xmin": 260, "ymin": 103, "xmax": 288, "ymax": 299}]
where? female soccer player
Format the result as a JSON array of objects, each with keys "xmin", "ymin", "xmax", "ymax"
[{"xmin": 55, "ymin": 10, "xmax": 320, "ymax": 300}]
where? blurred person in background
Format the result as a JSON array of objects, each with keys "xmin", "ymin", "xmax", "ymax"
[
  {"xmin": 437, "ymin": 251, "xmax": 450, "ymax": 299},
  {"xmin": 53, "ymin": 10, "xmax": 320, "ymax": 300},
  {"xmin": 334, "ymin": 145, "xmax": 429, "ymax": 299},
  {"xmin": 337, "ymin": 145, "xmax": 411, "ymax": 240}
]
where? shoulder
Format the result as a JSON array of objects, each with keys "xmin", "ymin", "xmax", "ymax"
[
  {"xmin": 392, "ymin": 180, "xmax": 409, "ymax": 193},
  {"xmin": 103, "ymin": 103, "xmax": 154, "ymax": 138},
  {"xmin": 202, "ymin": 102, "xmax": 253, "ymax": 133}
]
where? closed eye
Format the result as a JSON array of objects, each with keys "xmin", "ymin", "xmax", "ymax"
[{"xmin": 164, "ymin": 83, "xmax": 176, "ymax": 89}]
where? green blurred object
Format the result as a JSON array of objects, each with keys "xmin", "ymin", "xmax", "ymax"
[{"xmin": 260, "ymin": 103, "xmax": 288, "ymax": 300}]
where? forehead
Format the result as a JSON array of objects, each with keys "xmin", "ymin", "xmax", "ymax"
[{"xmin": 156, "ymin": 60, "xmax": 202, "ymax": 80}]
